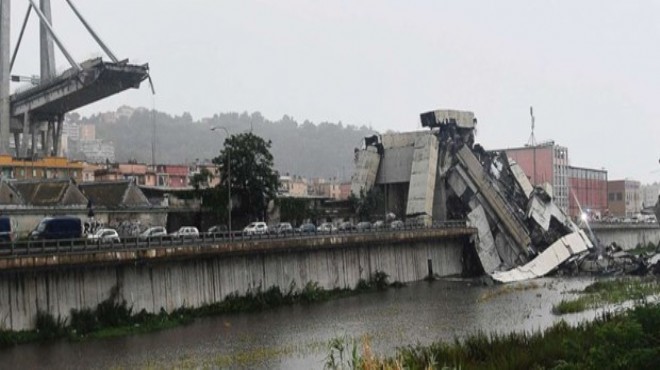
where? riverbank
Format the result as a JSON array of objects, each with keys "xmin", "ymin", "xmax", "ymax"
[
  {"xmin": 0, "ymin": 270, "xmax": 397, "ymax": 347},
  {"xmin": 325, "ymin": 278, "xmax": 660, "ymax": 370}
]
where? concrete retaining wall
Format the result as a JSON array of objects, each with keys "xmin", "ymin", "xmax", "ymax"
[
  {"xmin": 589, "ymin": 224, "xmax": 660, "ymax": 249},
  {"xmin": 0, "ymin": 238, "xmax": 464, "ymax": 331}
]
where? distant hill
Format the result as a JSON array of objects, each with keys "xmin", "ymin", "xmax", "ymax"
[{"xmin": 81, "ymin": 109, "xmax": 377, "ymax": 180}]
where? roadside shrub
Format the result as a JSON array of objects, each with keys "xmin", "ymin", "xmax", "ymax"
[
  {"xmin": 96, "ymin": 299, "xmax": 132, "ymax": 328},
  {"xmin": 69, "ymin": 308, "xmax": 98, "ymax": 335},
  {"xmin": 371, "ymin": 270, "xmax": 390, "ymax": 290},
  {"xmin": 35, "ymin": 311, "xmax": 66, "ymax": 339}
]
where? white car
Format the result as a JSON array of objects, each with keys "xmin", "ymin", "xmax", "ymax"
[
  {"xmin": 243, "ymin": 222, "xmax": 268, "ymax": 236},
  {"xmin": 139, "ymin": 226, "xmax": 168, "ymax": 240},
  {"xmin": 317, "ymin": 222, "xmax": 337, "ymax": 233},
  {"xmin": 88, "ymin": 228, "xmax": 121, "ymax": 243},
  {"xmin": 170, "ymin": 226, "xmax": 200, "ymax": 239}
]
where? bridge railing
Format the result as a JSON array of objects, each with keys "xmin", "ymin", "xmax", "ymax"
[{"xmin": 0, "ymin": 220, "xmax": 471, "ymax": 258}]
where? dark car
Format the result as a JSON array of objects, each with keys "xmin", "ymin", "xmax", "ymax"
[
  {"xmin": 271, "ymin": 222, "xmax": 294, "ymax": 235},
  {"xmin": 356, "ymin": 221, "xmax": 372, "ymax": 231},
  {"xmin": 30, "ymin": 216, "xmax": 83, "ymax": 240},
  {"xmin": 207, "ymin": 225, "xmax": 229, "ymax": 237},
  {"xmin": 297, "ymin": 223, "xmax": 316, "ymax": 234},
  {"xmin": 338, "ymin": 221, "xmax": 355, "ymax": 232},
  {"xmin": 0, "ymin": 216, "xmax": 17, "ymax": 242}
]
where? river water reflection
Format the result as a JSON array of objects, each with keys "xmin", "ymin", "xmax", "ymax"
[{"xmin": 0, "ymin": 277, "xmax": 598, "ymax": 369}]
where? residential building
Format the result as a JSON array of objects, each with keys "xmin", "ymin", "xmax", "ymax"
[
  {"xmin": 607, "ymin": 179, "xmax": 641, "ymax": 218},
  {"xmin": 156, "ymin": 164, "xmax": 190, "ymax": 188},
  {"xmin": 0, "ymin": 155, "xmax": 83, "ymax": 182},
  {"xmin": 80, "ymin": 123, "xmax": 96, "ymax": 141},
  {"xmin": 189, "ymin": 163, "xmax": 220, "ymax": 188},
  {"xmin": 279, "ymin": 175, "xmax": 308, "ymax": 196},
  {"xmin": 339, "ymin": 182, "xmax": 352, "ymax": 200},
  {"xmin": 94, "ymin": 163, "xmax": 157, "ymax": 186},
  {"xmin": 567, "ymin": 166, "xmax": 608, "ymax": 219},
  {"xmin": 503, "ymin": 141, "xmax": 570, "ymax": 212},
  {"xmin": 79, "ymin": 140, "xmax": 115, "ymax": 163},
  {"xmin": 640, "ymin": 182, "xmax": 660, "ymax": 209},
  {"xmin": 82, "ymin": 163, "xmax": 103, "ymax": 182}
]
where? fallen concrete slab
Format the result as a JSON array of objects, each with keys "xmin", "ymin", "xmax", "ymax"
[{"xmin": 491, "ymin": 230, "xmax": 593, "ymax": 283}]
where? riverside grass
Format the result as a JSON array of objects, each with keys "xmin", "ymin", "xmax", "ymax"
[
  {"xmin": 552, "ymin": 276, "xmax": 660, "ymax": 315},
  {"xmin": 325, "ymin": 302, "xmax": 660, "ymax": 370},
  {"xmin": 0, "ymin": 270, "xmax": 397, "ymax": 347}
]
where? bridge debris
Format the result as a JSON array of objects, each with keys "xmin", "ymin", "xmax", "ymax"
[{"xmin": 351, "ymin": 108, "xmax": 594, "ymax": 282}]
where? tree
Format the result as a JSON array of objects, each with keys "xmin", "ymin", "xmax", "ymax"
[
  {"xmin": 212, "ymin": 132, "xmax": 279, "ymax": 223},
  {"xmin": 190, "ymin": 168, "xmax": 214, "ymax": 192},
  {"xmin": 348, "ymin": 188, "xmax": 383, "ymax": 221}
]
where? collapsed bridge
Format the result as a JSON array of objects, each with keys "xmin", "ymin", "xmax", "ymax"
[{"xmin": 350, "ymin": 109, "xmax": 593, "ymax": 282}]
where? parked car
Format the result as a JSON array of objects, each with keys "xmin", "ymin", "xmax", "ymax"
[
  {"xmin": 390, "ymin": 220, "xmax": 404, "ymax": 230},
  {"xmin": 87, "ymin": 228, "xmax": 121, "ymax": 243},
  {"xmin": 30, "ymin": 216, "xmax": 83, "ymax": 240},
  {"xmin": 139, "ymin": 226, "xmax": 168, "ymax": 240},
  {"xmin": 297, "ymin": 223, "xmax": 316, "ymax": 234},
  {"xmin": 372, "ymin": 220, "xmax": 385, "ymax": 229},
  {"xmin": 338, "ymin": 221, "xmax": 355, "ymax": 232},
  {"xmin": 207, "ymin": 225, "xmax": 229, "ymax": 237},
  {"xmin": 356, "ymin": 221, "xmax": 372, "ymax": 231},
  {"xmin": 270, "ymin": 222, "xmax": 294, "ymax": 235},
  {"xmin": 243, "ymin": 222, "xmax": 268, "ymax": 236},
  {"xmin": 0, "ymin": 216, "xmax": 17, "ymax": 242},
  {"xmin": 317, "ymin": 222, "xmax": 337, "ymax": 233},
  {"xmin": 170, "ymin": 226, "xmax": 200, "ymax": 239}
]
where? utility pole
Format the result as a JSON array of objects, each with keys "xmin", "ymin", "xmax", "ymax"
[
  {"xmin": 0, "ymin": 0, "xmax": 10, "ymax": 155},
  {"xmin": 211, "ymin": 126, "xmax": 231, "ymax": 238}
]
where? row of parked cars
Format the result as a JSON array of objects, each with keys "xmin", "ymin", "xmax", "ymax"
[{"xmin": 241, "ymin": 220, "xmax": 408, "ymax": 236}]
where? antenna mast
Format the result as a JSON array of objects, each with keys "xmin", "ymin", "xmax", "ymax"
[{"xmin": 527, "ymin": 106, "xmax": 536, "ymax": 146}]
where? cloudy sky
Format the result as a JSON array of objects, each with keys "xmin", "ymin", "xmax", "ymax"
[{"xmin": 8, "ymin": 1, "xmax": 660, "ymax": 183}]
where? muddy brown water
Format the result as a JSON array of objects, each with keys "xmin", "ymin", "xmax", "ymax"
[{"xmin": 0, "ymin": 277, "xmax": 600, "ymax": 369}]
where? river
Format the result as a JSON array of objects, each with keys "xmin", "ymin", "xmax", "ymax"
[{"xmin": 0, "ymin": 277, "xmax": 599, "ymax": 369}]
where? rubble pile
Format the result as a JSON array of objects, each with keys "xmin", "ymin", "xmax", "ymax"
[
  {"xmin": 421, "ymin": 110, "xmax": 593, "ymax": 282},
  {"xmin": 352, "ymin": 109, "xmax": 594, "ymax": 282}
]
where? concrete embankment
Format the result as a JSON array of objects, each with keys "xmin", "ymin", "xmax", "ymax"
[
  {"xmin": 588, "ymin": 223, "xmax": 660, "ymax": 249},
  {"xmin": 0, "ymin": 228, "xmax": 473, "ymax": 331}
]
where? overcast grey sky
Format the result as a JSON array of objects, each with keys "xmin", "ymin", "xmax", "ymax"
[{"xmin": 8, "ymin": 1, "xmax": 660, "ymax": 183}]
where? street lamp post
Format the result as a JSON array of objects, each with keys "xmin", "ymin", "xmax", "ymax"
[{"xmin": 211, "ymin": 126, "xmax": 231, "ymax": 238}]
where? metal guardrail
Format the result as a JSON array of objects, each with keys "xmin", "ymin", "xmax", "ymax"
[{"xmin": 0, "ymin": 220, "xmax": 471, "ymax": 258}]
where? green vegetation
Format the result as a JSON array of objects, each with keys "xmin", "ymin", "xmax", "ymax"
[
  {"xmin": 629, "ymin": 241, "xmax": 659, "ymax": 256},
  {"xmin": 552, "ymin": 277, "xmax": 660, "ymax": 315},
  {"xmin": 0, "ymin": 271, "xmax": 398, "ymax": 347},
  {"xmin": 210, "ymin": 132, "xmax": 279, "ymax": 224},
  {"xmin": 325, "ymin": 303, "xmax": 660, "ymax": 369},
  {"xmin": 348, "ymin": 188, "xmax": 384, "ymax": 221}
]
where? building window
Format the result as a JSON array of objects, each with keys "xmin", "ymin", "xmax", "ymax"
[
  {"xmin": 32, "ymin": 169, "xmax": 36, "ymax": 177},
  {"xmin": 616, "ymin": 193, "xmax": 623, "ymax": 201},
  {"xmin": 73, "ymin": 171, "xmax": 78, "ymax": 178}
]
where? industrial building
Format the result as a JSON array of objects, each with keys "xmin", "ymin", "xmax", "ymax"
[
  {"xmin": 608, "ymin": 179, "xmax": 641, "ymax": 218},
  {"xmin": 502, "ymin": 142, "xmax": 570, "ymax": 213},
  {"xmin": 568, "ymin": 165, "xmax": 608, "ymax": 220}
]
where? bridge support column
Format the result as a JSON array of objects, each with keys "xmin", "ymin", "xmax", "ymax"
[
  {"xmin": 13, "ymin": 132, "xmax": 20, "ymax": 157},
  {"xmin": 0, "ymin": 0, "xmax": 10, "ymax": 155},
  {"xmin": 31, "ymin": 127, "xmax": 37, "ymax": 157},
  {"xmin": 40, "ymin": 129, "xmax": 46, "ymax": 156},
  {"xmin": 53, "ymin": 114, "xmax": 62, "ymax": 156},
  {"xmin": 45, "ymin": 120, "xmax": 53, "ymax": 156},
  {"xmin": 21, "ymin": 112, "xmax": 30, "ymax": 158}
]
